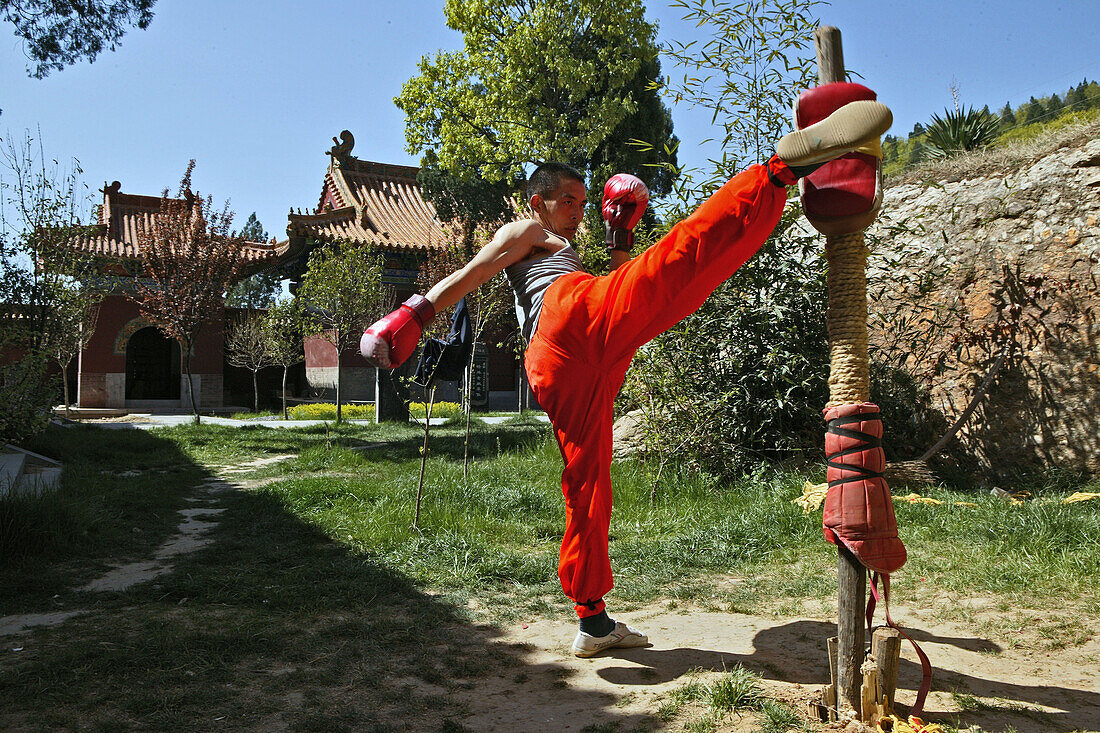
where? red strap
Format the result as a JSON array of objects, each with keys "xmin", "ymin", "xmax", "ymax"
[{"xmin": 868, "ymin": 572, "xmax": 933, "ymax": 718}]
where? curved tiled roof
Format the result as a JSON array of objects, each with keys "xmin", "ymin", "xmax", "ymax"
[
  {"xmin": 289, "ymin": 155, "xmax": 453, "ymax": 251},
  {"xmin": 66, "ymin": 182, "xmax": 277, "ymax": 264}
]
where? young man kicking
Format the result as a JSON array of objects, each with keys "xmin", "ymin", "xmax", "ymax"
[{"xmin": 361, "ymin": 99, "xmax": 892, "ymax": 657}]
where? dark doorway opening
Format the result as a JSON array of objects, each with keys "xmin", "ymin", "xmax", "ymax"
[{"xmin": 125, "ymin": 327, "xmax": 181, "ymax": 400}]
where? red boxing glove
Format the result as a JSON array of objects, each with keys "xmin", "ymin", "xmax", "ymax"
[
  {"xmin": 602, "ymin": 173, "xmax": 649, "ymax": 251},
  {"xmin": 360, "ymin": 294, "xmax": 435, "ymax": 369}
]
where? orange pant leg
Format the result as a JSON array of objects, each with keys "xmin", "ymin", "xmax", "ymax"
[{"xmin": 526, "ymin": 163, "xmax": 789, "ymax": 618}]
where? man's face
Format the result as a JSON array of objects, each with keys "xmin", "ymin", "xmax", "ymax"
[{"xmin": 534, "ymin": 178, "xmax": 587, "ymax": 240}]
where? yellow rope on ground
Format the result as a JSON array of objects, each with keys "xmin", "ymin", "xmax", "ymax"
[
  {"xmin": 825, "ymin": 231, "xmax": 870, "ymax": 407},
  {"xmin": 878, "ymin": 715, "xmax": 944, "ymax": 733},
  {"xmin": 794, "ymin": 481, "xmax": 829, "ymax": 512},
  {"xmin": 1064, "ymin": 491, "xmax": 1100, "ymax": 504}
]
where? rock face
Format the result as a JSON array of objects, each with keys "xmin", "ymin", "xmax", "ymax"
[
  {"xmin": 612, "ymin": 409, "xmax": 647, "ymax": 459},
  {"xmin": 865, "ymin": 125, "xmax": 1100, "ymax": 478}
]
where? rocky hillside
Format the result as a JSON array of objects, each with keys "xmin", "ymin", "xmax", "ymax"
[{"xmin": 866, "ymin": 121, "xmax": 1100, "ymax": 479}]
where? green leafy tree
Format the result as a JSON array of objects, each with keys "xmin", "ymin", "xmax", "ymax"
[
  {"xmin": 261, "ymin": 300, "xmax": 303, "ymax": 420},
  {"xmin": 1018, "ymin": 96, "xmax": 1043, "ymax": 126},
  {"xmin": 415, "ymin": 152, "xmax": 519, "ymax": 255},
  {"xmin": 396, "ymin": 0, "xmax": 674, "ymax": 187},
  {"xmin": 907, "ymin": 140, "xmax": 925, "ymax": 165},
  {"xmin": 1065, "ymin": 83, "xmax": 1087, "ymax": 112},
  {"xmin": 1044, "ymin": 93, "xmax": 1064, "ymax": 118},
  {"xmin": 576, "ymin": 51, "xmax": 679, "ymax": 272},
  {"xmin": 998, "ymin": 102, "xmax": 1016, "ymax": 129},
  {"xmin": 295, "ymin": 243, "xmax": 391, "ymax": 423},
  {"xmin": 0, "ymin": 132, "xmax": 96, "ymax": 435},
  {"xmin": 654, "ymin": 0, "xmax": 823, "ymax": 203},
  {"xmin": 130, "ymin": 161, "xmax": 249, "ymax": 424},
  {"xmin": 41, "ymin": 282, "xmax": 98, "ymax": 417},
  {"xmin": 224, "ymin": 311, "xmax": 274, "ymax": 413},
  {"xmin": 615, "ymin": 0, "xmax": 830, "ymax": 482},
  {"xmin": 226, "ymin": 213, "xmax": 280, "ymax": 308},
  {"xmin": 621, "ymin": 205, "xmax": 830, "ymax": 479},
  {"xmin": 2, "ymin": 0, "xmax": 156, "ymax": 78}
]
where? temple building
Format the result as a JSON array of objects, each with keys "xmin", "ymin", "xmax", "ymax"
[
  {"xmin": 52, "ymin": 131, "xmax": 523, "ymax": 412},
  {"xmin": 274, "ymin": 131, "xmax": 522, "ymax": 407},
  {"xmin": 66, "ymin": 182, "xmax": 277, "ymax": 409}
]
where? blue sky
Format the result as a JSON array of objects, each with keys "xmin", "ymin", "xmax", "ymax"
[{"xmin": 1, "ymin": 0, "xmax": 1097, "ymax": 238}]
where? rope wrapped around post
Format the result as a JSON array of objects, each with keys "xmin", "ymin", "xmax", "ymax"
[{"xmin": 800, "ymin": 27, "xmax": 920, "ymax": 721}]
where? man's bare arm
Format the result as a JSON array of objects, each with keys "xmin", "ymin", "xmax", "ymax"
[
  {"xmin": 609, "ymin": 250, "xmax": 632, "ymax": 272},
  {"xmin": 425, "ymin": 220, "xmax": 545, "ymax": 311}
]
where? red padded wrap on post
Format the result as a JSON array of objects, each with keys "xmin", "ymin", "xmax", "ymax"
[
  {"xmin": 822, "ymin": 402, "xmax": 906, "ymax": 574},
  {"xmin": 801, "ymin": 153, "xmax": 878, "ymax": 218},
  {"xmin": 796, "ymin": 83, "xmax": 880, "ymax": 220}
]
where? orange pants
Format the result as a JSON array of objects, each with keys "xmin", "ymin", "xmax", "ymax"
[{"xmin": 525, "ymin": 161, "xmax": 793, "ymax": 617}]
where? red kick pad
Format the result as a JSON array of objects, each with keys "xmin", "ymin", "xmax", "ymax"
[
  {"xmin": 822, "ymin": 402, "xmax": 907, "ymax": 574},
  {"xmin": 796, "ymin": 83, "xmax": 880, "ymax": 221}
]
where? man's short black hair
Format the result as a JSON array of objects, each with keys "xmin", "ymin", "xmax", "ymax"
[{"xmin": 527, "ymin": 162, "xmax": 584, "ymax": 200}]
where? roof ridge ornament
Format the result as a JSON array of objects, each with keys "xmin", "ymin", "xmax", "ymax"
[{"xmin": 327, "ymin": 130, "xmax": 355, "ymax": 167}]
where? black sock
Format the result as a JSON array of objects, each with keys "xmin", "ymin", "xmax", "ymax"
[
  {"xmin": 579, "ymin": 610, "xmax": 615, "ymax": 637},
  {"xmin": 786, "ymin": 161, "xmax": 827, "ymax": 179},
  {"xmin": 767, "ymin": 157, "xmax": 826, "ymax": 187}
]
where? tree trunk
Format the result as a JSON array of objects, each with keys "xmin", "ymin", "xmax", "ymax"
[
  {"xmin": 282, "ymin": 366, "xmax": 289, "ymax": 420},
  {"xmin": 60, "ymin": 357, "xmax": 71, "ymax": 418},
  {"xmin": 920, "ymin": 343, "xmax": 1012, "ymax": 462},
  {"xmin": 252, "ymin": 369, "xmax": 259, "ymax": 413},
  {"xmin": 463, "ymin": 360, "xmax": 472, "ymax": 479},
  {"xmin": 517, "ymin": 368, "xmax": 524, "ymax": 413},
  {"xmin": 335, "ymin": 361, "xmax": 342, "ymax": 423},
  {"xmin": 183, "ymin": 344, "xmax": 199, "ymax": 425},
  {"xmin": 414, "ymin": 386, "xmax": 436, "ymax": 528}
]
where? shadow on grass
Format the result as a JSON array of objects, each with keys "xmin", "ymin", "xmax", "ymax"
[
  {"xmin": 0, "ymin": 424, "xmax": 651, "ymax": 732},
  {"xmin": 595, "ymin": 619, "xmax": 1100, "ymax": 732},
  {"xmin": 170, "ymin": 419, "xmax": 551, "ymax": 467}
]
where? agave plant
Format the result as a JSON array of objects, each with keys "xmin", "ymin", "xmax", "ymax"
[{"xmin": 923, "ymin": 106, "xmax": 1001, "ymax": 159}]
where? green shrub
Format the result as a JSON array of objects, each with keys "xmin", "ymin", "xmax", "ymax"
[
  {"xmin": 0, "ymin": 349, "xmax": 57, "ymax": 446},
  {"xmin": 924, "ymin": 106, "xmax": 1000, "ymax": 159},
  {"xmin": 284, "ymin": 401, "xmax": 463, "ymax": 421},
  {"xmin": 621, "ymin": 204, "xmax": 830, "ymax": 476},
  {"xmin": 620, "ymin": 204, "xmax": 941, "ymax": 477},
  {"xmin": 287, "ymin": 403, "xmax": 376, "ymax": 420},
  {"xmin": 408, "ymin": 401, "xmax": 462, "ymax": 419},
  {"xmin": 995, "ymin": 106, "xmax": 1100, "ymax": 146}
]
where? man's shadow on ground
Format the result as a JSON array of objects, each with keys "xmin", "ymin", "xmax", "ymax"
[{"xmin": 594, "ymin": 619, "xmax": 1099, "ymax": 732}]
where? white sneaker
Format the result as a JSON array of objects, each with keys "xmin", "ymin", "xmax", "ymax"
[
  {"xmin": 776, "ymin": 99, "xmax": 893, "ymax": 166},
  {"xmin": 571, "ymin": 621, "xmax": 650, "ymax": 658}
]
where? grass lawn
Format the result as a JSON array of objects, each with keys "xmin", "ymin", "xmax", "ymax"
[{"xmin": 1, "ymin": 420, "xmax": 1097, "ymax": 731}]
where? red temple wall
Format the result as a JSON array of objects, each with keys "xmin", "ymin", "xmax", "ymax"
[{"xmin": 78, "ymin": 294, "xmax": 226, "ymax": 408}]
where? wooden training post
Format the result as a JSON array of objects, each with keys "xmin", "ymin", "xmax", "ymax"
[
  {"xmin": 815, "ymin": 25, "xmax": 870, "ymax": 718},
  {"xmin": 827, "ymin": 635, "xmax": 840, "ymax": 721},
  {"xmin": 872, "ymin": 627, "xmax": 902, "ymax": 714}
]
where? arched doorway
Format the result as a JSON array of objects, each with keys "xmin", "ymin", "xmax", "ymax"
[{"xmin": 125, "ymin": 327, "xmax": 181, "ymax": 400}]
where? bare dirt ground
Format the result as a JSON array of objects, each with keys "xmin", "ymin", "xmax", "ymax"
[
  {"xmin": 3, "ymin": 458, "xmax": 1096, "ymax": 732},
  {"xmin": 451, "ymin": 601, "xmax": 1100, "ymax": 732}
]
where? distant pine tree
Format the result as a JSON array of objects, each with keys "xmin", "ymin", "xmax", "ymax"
[
  {"xmin": 226, "ymin": 213, "xmax": 280, "ymax": 309},
  {"xmin": 907, "ymin": 141, "xmax": 924, "ymax": 165},
  {"xmin": 909, "ymin": 122, "xmax": 926, "ymax": 138},
  {"xmin": 999, "ymin": 102, "xmax": 1016, "ymax": 128},
  {"xmin": 1066, "ymin": 84, "xmax": 1088, "ymax": 110},
  {"xmin": 1045, "ymin": 93, "xmax": 1064, "ymax": 117},
  {"xmin": 1083, "ymin": 80, "xmax": 1100, "ymax": 109},
  {"xmin": 1019, "ymin": 96, "xmax": 1043, "ymax": 125}
]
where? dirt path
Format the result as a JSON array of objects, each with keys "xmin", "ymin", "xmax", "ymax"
[
  {"xmin": 454, "ymin": 604, "xmax": 1100, "ymax": 732},
  {"xmin": 0, "ymin": 456, "xmax": 293, "ymax": 637}
]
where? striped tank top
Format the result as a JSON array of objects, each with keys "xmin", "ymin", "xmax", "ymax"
[{"xmin": 504, "ymin": 237, "xmax": 584, "ymax": 342}]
